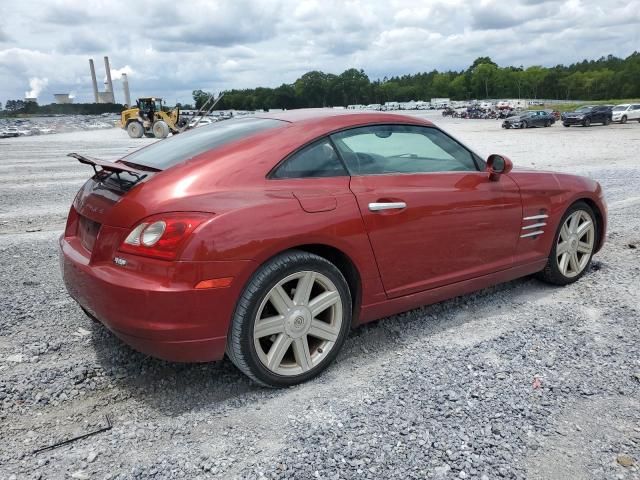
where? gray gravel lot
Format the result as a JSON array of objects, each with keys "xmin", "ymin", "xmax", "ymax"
[{"xmin": 1, "ymin": 114, "xmax": 639, "ymax": 480}]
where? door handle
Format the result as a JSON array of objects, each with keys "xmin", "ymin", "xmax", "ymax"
[{"xmin": 368, "ymin": 202, "xmax": 407, "ymax": 211}]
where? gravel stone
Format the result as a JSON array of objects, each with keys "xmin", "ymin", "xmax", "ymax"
[{"xmin": 1, "ymin": 116, "xmax": 639, "ymax": 479}]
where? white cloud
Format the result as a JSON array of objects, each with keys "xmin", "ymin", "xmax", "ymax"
[{"xmin": 0, "ymin": 0, "xmax": 638, "ymax": 104}]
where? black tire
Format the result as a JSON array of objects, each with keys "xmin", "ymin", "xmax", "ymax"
[
  {"xmin": 126, "ymin": 121, "xmax": 144, "ymax": 138},
  {"xmin": 563, "ymin": 123, "xmax": 570, "ymax": 127},
  {"xmin": 621, "ymin": 115, "xmax": 627, "ymax": 124},
  {"xmin": 521, "ymin": 120, "xmax": 528, "ymax": 128},
  {"xmin": 226, "ymin": 250, "xmax": 352, "ymax": 387},
  {"xmin": 582, "ymin": 118, "xmax": 591, "ymax": 127},
  {"xmin": 536, "ymin": 201, "xmax": 598, "ymax": 286},
  {"xmin": 545, "ymin": 120, "xmax": 551, "ymax": 127},
  {"xmin": 604, "ymin": 117, "xmax": 611, "ymax": 126}
]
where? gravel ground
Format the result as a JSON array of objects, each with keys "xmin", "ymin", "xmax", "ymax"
[{"xmin": 1, "ymin": 115, "xmax": 639, "ymax": 480}]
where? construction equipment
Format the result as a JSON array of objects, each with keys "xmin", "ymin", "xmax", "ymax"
[
  {"xmin": 120, "ymin": 93, "xmax": 224, "ymax": 139},
  {"xmin": 120, "ymin": 97, "xmax": 185, "ymax": 139}
]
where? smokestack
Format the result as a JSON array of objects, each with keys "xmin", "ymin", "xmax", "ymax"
[
  {"xmin": 122, "ymin": 73, "xmax": 131, "ymax": 106},
  {"xmin": 89, "ymin": 59, "xmax": 99, "ymax": 103},
  {"xmin": 104, "ymin": 56, "xmax": 115, "ymax": 103}
]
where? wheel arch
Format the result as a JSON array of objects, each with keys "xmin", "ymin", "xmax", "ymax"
[
  {"xmin": 577, "ymin": 197, "xmax": 606, "ymax": 253},
  {"xmin": 294, "ymin": 243, "xmax": 362, "ymax": 320},
  {"xmin": 239, "ymin": 243, "xmax": 363, "ymax": 324}
]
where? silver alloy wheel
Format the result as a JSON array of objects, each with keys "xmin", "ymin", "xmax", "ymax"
[
  {"xmin": 253, "ymin": 271, "xmax": 343, "ymax": 376},
  {"xmin": 556, "ymin": 210, "xmax": 595, "ymax": 278}
]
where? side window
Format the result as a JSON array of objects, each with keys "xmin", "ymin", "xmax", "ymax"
[
  {"xmin": 330, "ymin": 125, "xmax": 477, "ymax": 176},
  {"xmin": 633, "ymin": 105, "xmax": 640, "ymax": 110},
  {"xmin": 272, "ymin": 138, "xmax": 347, "ymax": 179}
]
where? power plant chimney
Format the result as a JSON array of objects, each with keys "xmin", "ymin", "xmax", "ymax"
[
  {"xmin": 122, "ymin": 73, "xmax": 131, "ymax": 107},
  {"xmin": 89, "ymin": 58, "xmax": 99, "ymax": 103},
  {"xmin": 104, "ymin": 56, "xmax": 115, "ymax": 103}
]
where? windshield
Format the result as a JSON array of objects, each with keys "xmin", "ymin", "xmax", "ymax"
[
  {"xmin": 575, "ymin": 106, "xmax": 592, "ymax": 112},
  {"xmin": 612, "ymin": 106, "xmax": 628, "ymax": 112},
  {"xmin": 123, "ymin": 117, "xmax": 284, "ymax": 170}
]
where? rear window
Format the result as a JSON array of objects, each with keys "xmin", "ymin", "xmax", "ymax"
[{"xmin": 123, "ymin": 117, "xmax": 284, "ymax": 170}]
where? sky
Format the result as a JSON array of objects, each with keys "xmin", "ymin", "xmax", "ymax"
[{"xmin": 0, "ymin": 0, "xmax": 639, "ymax": 105}]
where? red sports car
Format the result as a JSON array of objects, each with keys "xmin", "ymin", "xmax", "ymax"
[{"xmin": 60, "ymin": 110, "xmax": 606, "ymax": 387}]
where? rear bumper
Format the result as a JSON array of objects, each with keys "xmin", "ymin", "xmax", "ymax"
[{"xmin": 60, "ymin": 235, "xmax": 254, "ymax": 362}]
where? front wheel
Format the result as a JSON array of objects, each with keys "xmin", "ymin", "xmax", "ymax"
[
  {"xmin": 126, "ymin": 121, "xmax": 144, "ymax": 138},
  {"xmin": 563, "ymin": 123, "xmax": 570, "ymax": 127},
  {"xmin": 604, "ymin": 117, "xmax": 611, "ymax": 126},
  {"xmin": 582, "ymin": 118, "xmax": 591, "ymax": 127},
  {"xmin": 521, "ymin": 120, "xmax": 528, "ymax": 129},
  {"xmin": 537, "ymin": 201, "xmax": 597, "ymax": 285},
  {"xmin": 227, "ymin": 251, "xmax": 352, "ymax": 387},
  {"xmin": 621, "ymin": 115, "xmax": 627, "ymax": 124},
  {"xmin": 152, "ymin": 121, "xmax": 169, "ymax": 139}
]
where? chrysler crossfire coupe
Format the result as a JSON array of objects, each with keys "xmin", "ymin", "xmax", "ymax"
[{"xmin": 60, "ymin": 110, "xmax": 606, "ymax": 387}]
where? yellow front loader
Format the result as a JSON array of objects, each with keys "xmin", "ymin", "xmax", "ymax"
[
  {"xmin": 120, "ymin": 93, "xmax": 223, "ymax": 139},
  {"xmin": 120, "ymin": 97, "xmax": 187, "ymax": 139}
]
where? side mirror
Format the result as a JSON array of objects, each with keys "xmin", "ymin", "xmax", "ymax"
[{"xmin": 486, "ymin": 154, "xmax": 513, "ymax": 181}]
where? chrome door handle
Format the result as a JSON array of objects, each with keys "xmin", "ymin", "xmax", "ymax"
[{"xmin": 368, "ymin": 202, "xmax": 407, "ymax": 211}]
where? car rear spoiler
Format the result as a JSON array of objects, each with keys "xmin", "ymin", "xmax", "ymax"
[{"xmin": 68, "ymin": 153, "xmax": 143, "ymax": 174}]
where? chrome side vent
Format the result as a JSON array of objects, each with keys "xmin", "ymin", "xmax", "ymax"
[{"xmin": 521, "ymin": 214, "xmax": 548, "ymax": 238}]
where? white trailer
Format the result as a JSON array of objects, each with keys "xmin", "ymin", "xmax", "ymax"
[{"xmin": 430, "ymin": 98, "xmax": 451, "ymax": 108}]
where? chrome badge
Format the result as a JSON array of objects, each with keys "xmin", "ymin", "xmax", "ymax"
[{"xmin": 113, "ymin": 257, "xmax": 127, "ymax": 267}]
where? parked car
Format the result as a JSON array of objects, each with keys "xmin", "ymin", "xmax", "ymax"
[
  {"xmin": 562, "ymin": 105, "xmax": 612, "ymax": 127},
  {"xmin": 188, "ymin": 117, "xmax": 215, "ymax": 128},
  {"xmin": 502, "ymin": 110, "xmax": 555, "ymax": 128},
  {"xmin": 611, "ymin": 104, "xmax": 640, "ymax": 124},
  {"xmin": 0, "ymin": 126, "xmax": 20, "ymax": 138},
  {"xmin": 60, "ymin": 110, "xmax": 607, "ymax": 387}
]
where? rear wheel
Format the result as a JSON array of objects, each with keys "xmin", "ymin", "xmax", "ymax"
[
  {"xmin": 604, "ymin": 117, "xmax": 611, "ymax": 126},
  {"xmin": 227, "ymin": 250, "xmax": 352, "ymax": 387},
  {"xmin": 621, "ymin": 115, "xmax": 627, "ymax": 124},
  {"xmin": 152, "ymin": 121, "xmax": 169, "ymax": 139},
  {"xmin": 545, "ymin": 120, "xmax": 551, "ymax": 127},
  {"xmin": 126, "ymin": 121, "xmax": 144, "ymax": 138},
  {"xmin": 537, "ymin": 201, "xmax": 597, "ymax": 285}
]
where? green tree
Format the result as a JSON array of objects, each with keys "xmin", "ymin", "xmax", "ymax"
[
  {"xmin": 294, "ymin": 71, "xmax": 329, "ymax": 107},
  {"xmin": 472, "ymin": 63, "xmax": 498, "ymax": 98},
  {"xmin": 192, "ymin": 89, "xmax": 214, "ymax": 109},
  {"xmin": 523, "ymin": 66, "xmax": 548, "ymax": 98}
]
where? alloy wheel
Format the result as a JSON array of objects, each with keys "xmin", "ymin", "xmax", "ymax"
[
  {"xmin": 253, "ymin": 271, "xmax": 343, "ymax": 376},
  {"xmin": 555, "ymin": 210, "xmax": 595, "ymax": 278}
]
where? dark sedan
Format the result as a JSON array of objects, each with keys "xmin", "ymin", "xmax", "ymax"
[
  {"xmin": 562, "ymin": 105, "xmax": 612, "ymax": 127},
  {"xmin": 502, "ymin": 110, "xmax": 555, "ymax": 129}
]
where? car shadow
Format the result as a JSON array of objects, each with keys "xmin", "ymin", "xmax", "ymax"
[{"xmin": 89, "ymin": 267, "xmax": 591, "ymax": 416}]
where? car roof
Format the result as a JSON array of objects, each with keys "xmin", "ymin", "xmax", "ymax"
[{"xmin": 254, "ymin": 108, "xmax": 433, "ymax": 126}]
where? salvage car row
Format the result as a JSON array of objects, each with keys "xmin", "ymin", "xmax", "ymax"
[{"xmin": 502, "ymin": 103, "xmax": 640, "ymax": 129}]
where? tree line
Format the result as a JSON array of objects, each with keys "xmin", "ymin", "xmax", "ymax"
[{"xmin": 193, "ymin": 52, "xmax": 640, "ymax": 111}]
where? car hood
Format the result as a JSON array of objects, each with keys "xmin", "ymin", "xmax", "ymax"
[
  {"xmin": 505, "ymin": 115, "xmax": 524, "ymax": 121},
  {"xmin": 564, "ymin": 111, "xmax": 586, "ymax": 116}
]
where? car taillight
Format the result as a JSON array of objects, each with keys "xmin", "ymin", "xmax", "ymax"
[{"xmin": 119, "ymin": 213, "xmax": 210, "ymax": 260}]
